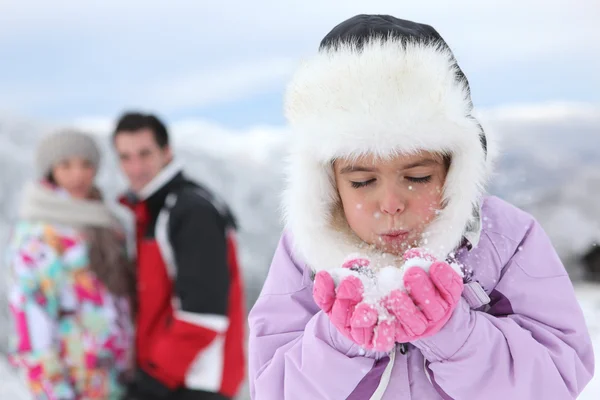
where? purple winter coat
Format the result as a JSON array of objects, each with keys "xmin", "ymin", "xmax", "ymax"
[{"xmin": 248, "ymin": 196, "xmax": 594, "ymax": 399}]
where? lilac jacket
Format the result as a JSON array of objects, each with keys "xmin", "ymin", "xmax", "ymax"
[{"xmin": 248, "ymin": 197, "xmax": 594, "ymax": 399}]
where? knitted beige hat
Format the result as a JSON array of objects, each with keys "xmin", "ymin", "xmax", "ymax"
[{"xmin": 35, "ymin": 129, "xmax": 101, "ymax": 178}]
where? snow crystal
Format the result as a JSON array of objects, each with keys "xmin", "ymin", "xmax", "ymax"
[
  {"xmin": 403, "ymin": 256, "xmax": 434, "ymax": 272},
  {"xmin": 329, "ymin": 268, "xmax": 359, "ymax": 286},
  {"xmin": 377, "ymin": 266, "xmax": 406, "ymax": 293}
]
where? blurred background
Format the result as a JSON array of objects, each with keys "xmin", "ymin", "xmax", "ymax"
[{"xmin": 1, "ymin": 0, "xmax": 599, "ymax": 398}]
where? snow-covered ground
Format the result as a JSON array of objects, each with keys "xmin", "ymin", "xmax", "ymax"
[{"xmin": 1, "ymin": 283, "xmax": 598, "ymax": 399}]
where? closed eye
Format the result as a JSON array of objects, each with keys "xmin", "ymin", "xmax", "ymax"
[
  {"xmin": 351, "ymin": 179, "xmax": 376, "ymax": 188},
  {"xmin": 406, "ymin": 176, "xmax": 432, "ymax": 184}
]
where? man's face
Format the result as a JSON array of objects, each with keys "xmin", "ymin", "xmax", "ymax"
[{"xmin": 114, "ymin": 128, "xmax": 172, "ymax": 194}]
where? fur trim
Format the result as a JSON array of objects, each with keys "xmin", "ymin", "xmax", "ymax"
[{"xmin": 282, "ymin": 38, "xmax": 492, "ymax": 272}]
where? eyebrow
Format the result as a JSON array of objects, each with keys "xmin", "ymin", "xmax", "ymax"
[
  {"xmin": 401, "ymin": 159, "xmax": 438, "ymax": 170},
  {"xmin": 339, "ymin": 159, "xmax": 438, "ymax": 174},
  {"xmin": 339, "ymin": 165, "xmax": 377, "ymax": 174}
]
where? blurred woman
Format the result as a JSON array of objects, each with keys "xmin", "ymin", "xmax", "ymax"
[{"xmin": 6, "ymin": 129, "xmax": 135, "ymax": 400}]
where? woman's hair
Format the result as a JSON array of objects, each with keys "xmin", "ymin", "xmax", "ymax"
[
  {"xmin": 46, "ymin": 172, "xmax": 57, "ymax": 185},
  {"xmin": 46, "ymin": 178, "xmax": 136, "ymax": 306},
  {"xmin": 84, "ymin": 188, "xmax": 137, "ymax": 311},
  {"xmin": 85, "ymin": 225, "xmax": 136, "ymax": 302}
]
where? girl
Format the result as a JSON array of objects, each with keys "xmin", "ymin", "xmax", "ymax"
[
  {"xmin": 248, "ymin": 14, "xmax": 594, "ymax": 400},
  {"xmin": 6, "ymin": 129, "xmax": 135, "ymax": 399}
]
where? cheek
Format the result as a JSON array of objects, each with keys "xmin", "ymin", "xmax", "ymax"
[
  {"xmin": 52, "ymin": 168, "xmax": 68, "ymax": 184},
  {"xmin": 123, "ymin": 161, "xmax": 138, "ymax": 176},
  {"xmin": 84, "ymin": 169, "xmax": 96, "ymax": 184},
  {"xmin": 343, "ymin": 201, "xmax": 367, "ymax": 226},
  {"xmin": 145, "ymin": 158, "xmax": 162, "ymax": 175},
  {"xmin": 338, "ymin": 188, "xmax": 377, "ymax": 236},
  {"xmin": 412, "ymin": 184, "xmax": 444, "ymax": 221}
]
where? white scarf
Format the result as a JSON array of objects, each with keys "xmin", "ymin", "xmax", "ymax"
[{"xmin": 19, "ymin": 182, "xmax": 117, "ymax": 229}]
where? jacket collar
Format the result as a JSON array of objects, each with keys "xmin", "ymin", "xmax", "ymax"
[
  {"xmin": 138, "ymin": 160, "xmax": 183, "ymax": 201},
  {"xmin": 119, "ymin": 160, "xmax": 185, "ymax": 213}
]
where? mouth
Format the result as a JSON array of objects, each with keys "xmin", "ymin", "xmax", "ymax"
[
  {"xmin": 72, "ymin": 185, "xmax": 88, "ymax": 194},
  {"xmin": 378, "ymin": 230, "xmax": 410, "ymax": 244}
]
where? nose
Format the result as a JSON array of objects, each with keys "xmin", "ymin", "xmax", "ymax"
[
  {"xmin": 71, "ymin": 167, "xmax": 88, "ymax": 183},
  {"xmin": 380, "ymin": 183, "xmax": 406, "ymax": 216},
  {"xmin": 127, "ymin": 159, "xmax": 146, "ymax": 178}
]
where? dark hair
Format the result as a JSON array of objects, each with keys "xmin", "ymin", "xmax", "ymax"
[
  {"xmin": 113, "ymin": 112, "xmax": 169, "ymax": 148},
  {"xmin": 443, "ymin": 154, "xmax": 452, "ymax": 171},
  {"xmin": 46, "ymin": 172, "xmax": 57, "ymax": 184}
]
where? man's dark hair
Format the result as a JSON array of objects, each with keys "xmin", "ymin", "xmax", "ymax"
[{"xmin": 113, "ymin": 112, "xmax": 170, "ymax": 148}]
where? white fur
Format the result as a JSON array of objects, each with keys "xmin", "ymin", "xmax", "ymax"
[{"xmin": 282, "ymin": 38, "xmax": 493, "ymax": 273}]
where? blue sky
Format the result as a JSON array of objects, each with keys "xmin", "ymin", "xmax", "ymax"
[{"xmin": 1, "ymin": 0, "xmax": 598, "ymax": 129}]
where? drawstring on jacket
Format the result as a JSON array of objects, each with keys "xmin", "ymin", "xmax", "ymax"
[{"xmin": 369, "ymin": 344, "xmax": 405, "ymax": 400}]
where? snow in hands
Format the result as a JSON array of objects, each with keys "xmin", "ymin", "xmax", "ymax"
[{"xmin": 313, "ymin": 248, "xmax": 464, "ymax": 352}]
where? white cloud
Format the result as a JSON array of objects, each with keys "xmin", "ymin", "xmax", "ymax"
[
  {"xmin": 479, "ymin": 101, "xmax": 600, "ymax": 123},
  {"xmin": 144, "ymin": 57, "xmax": 297, "ymax": 111},
  {"xmin": 0, "ymin": 0, "xmax": 598, "ymax": 115}
]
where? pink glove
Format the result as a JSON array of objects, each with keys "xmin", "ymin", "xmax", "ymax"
[
  {"xmin": 313, "ymin": 251, "xmax": 464, "ymax": 352},
  {"xmin": 347, "ymin": 250, "xmax": 463, "ymax": 349},
  {"xmin": 313, "ymin": 270, "xmax": 363, "ymax": 340},
  {"xmin": 313, "ymin": 257, "xmax": 400, "ymax": 352},
  {"xmin": 384, "ymin": 250, "xmax": 464, "ymax": 342}
]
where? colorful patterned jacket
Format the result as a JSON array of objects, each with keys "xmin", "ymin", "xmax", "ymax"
[{"xmin": 6, "ymin": 218, "xmax": 134, "ymax": 400}]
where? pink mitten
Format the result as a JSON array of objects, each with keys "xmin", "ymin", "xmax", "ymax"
[
  {"xmin": 313, "ymin": 251, "xmax": 463, "ymax": 351},
  {"xmin": 313, "ymin": 256, "xmax": 396, "ymax": 350},
  {"xmin": 385, "ymin": 258, "xmax": 464, "ymax": 342},
  {"xmin": 313, "ymin": 270, "xmax": 365, "ymax": 340},
  {"xmin": 348, "ymin": 302, "xmax": 397, "ymax": 352}
]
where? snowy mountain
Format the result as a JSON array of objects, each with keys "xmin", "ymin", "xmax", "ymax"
[{"xmin": 477, "ymin": 104, "xmax": 600, "ymax": 279}]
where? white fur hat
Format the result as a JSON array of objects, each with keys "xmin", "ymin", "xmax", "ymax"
[{"xmin": 282, "ymin": 15, "xmax": 494, "ymax": 272}]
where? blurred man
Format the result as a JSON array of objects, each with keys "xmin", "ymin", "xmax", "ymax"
[{"xmin": 113, "ymin": 112, "xmax": 245, "ymax": 400}]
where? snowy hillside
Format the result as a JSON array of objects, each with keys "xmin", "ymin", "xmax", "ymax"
[
  {"xmin": 477, "ymin": 103, "xmax": 600, "ymax": 279},
  {"xmin": 479, "ymin": 103, "xmax": 600, "ymax": 206},
  {"xmin": 1, "ymin": 284, "xmax": 598, "ymax": 399},
  {"xmin": 0, "ymin": 103, "xmax": 599, "ymax": 398}
]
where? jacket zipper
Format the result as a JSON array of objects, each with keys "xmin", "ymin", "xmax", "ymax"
[{"xmin": 399, "ymin": 343, "xmax": 407, "ymax": 355}]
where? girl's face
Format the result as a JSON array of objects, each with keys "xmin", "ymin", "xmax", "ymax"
[
  {"xmin": 51, "ymin": 156, "xmax": 96, "ymax": 199},
  {"xmin": 334, "ymin": 151, "xmax": 448, "ymax": 256}
]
